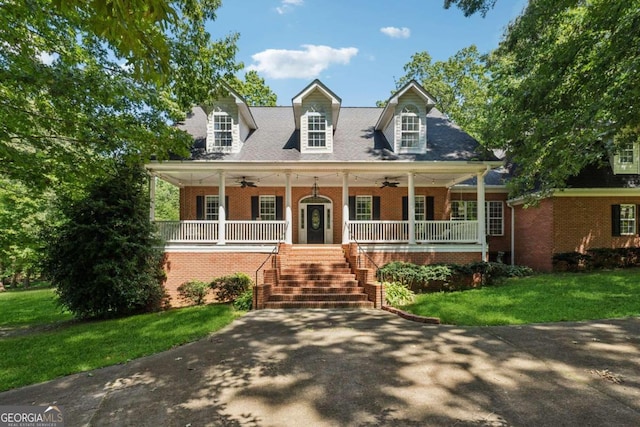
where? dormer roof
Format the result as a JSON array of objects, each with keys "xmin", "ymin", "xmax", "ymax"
[
  {"xmin": 375, "ymin": 80, "xmax": 437, "ymax": 131},
  {"xmin": 200, "ymin": 83, "xmax": 258, "ymax": 130},
  {"xmin": 292, "ymin": 79, "xmax": 342, "ymax": 129}
]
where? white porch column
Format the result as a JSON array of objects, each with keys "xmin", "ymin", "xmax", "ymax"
[
  {"xmin": 477, "ymin": 170, "xmax": 487, "ymax": 260},
  {"xmin": 217, "ymin": 171, "xmax": 226, "ymax": 245},
  {"xmin": 342, "ymin": 172, "xmax": 350, "ymax": 244},
  {"xmin": 149, "ymin": 175, "xmax": 156, "ymax": 222},
  {"xmin": 285, "ymin": 172, "xmax": 293, "ymax": 244},
  {"xmin": 408, "ymin": 172, "xmax": 416, "ymax": 244}
]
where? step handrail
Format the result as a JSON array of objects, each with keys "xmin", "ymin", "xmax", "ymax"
[
  {"xmin": 351, "ymin": 237, "xmax": 380, "ymax": 278},
  {"xmin": 255, "ymin": 222, "xmax": 289, "ymax": 286}
]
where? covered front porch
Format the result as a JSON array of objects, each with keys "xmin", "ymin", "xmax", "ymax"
[{"xmin": 146, "ymin": 161, "xmax": 497, "ymax": 258}]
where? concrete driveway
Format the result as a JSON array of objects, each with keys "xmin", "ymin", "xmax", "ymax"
[{"xmin": 1, "ymin": 309, "xmax": 639, "ymax": 426}]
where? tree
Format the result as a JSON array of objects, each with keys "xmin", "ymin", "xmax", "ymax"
[
  {"xmin": 483, "ymin": 0, "xmax": 640, "ymax": 196},
  {"xmin": 0, "ymin": 0, "xmax": 240, "ymax": 191},
  {"xmin": 43, "ymin": 162, "xmax": 167, "ymax": 319},
  {"xmin": 154, "ymin": 178, "xmax": 180, "ymax": 221},
  {"xmin": 230, "ymin": 71, "xmax": 278, "ymax": 106},
  {"xmin": 443, "ymin": 0, "xmax": 497, "ymax": 17},
  {"xmin": 394, "ymin": 46, "xmax": 490, "ymax": 142}
]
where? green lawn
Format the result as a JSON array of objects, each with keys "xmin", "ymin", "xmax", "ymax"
[
  {"xmin": 401, "ymin": 269, "xmax": 640, "ymax": 326},
  {"xmin": 0, "ymin": 288, "xmax": 241, "ymax": 391}
]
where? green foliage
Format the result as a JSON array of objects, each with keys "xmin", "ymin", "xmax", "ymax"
[
  {"xmin": 43, "ymin": 162, "xmax": 168, "ymax": 319},
  {"xmin": 393, "ymin": 45, "xmax": 490, "ymax": 142},
  {"xmin": 1, "ymin": 0, "xmax": 239, "ymax": 191},
  {"xmin": 177, "ymin": 280, "xmax": 210, "ymax": 306},
  {"xmin": 484, "ymin": 0, "xmax": 640, "ymax": 197},
  {"xmin": 154, "ymin": 178, "xmax": 180, "ymax": 221},
  {"xmin": 210, "ymin": 272, "xmax": 254, "ymax": 302},
  {"xmin": 233, "ymin": 288, "xmax": 254, "ymax": 311},
  {"xmin": 443, "ymin": 0, "xmax": 497, "ymax": 17},
  {"xmin": 383, "ymin": 281, "xmax": 416, "ymax": 307},
  {"xmin": 230, "ymin": 71, "xmax": 278, "ymax": 106},
  {"xmin": 553, "ymin": 247, "xmax": 640, "ymax": 271}
]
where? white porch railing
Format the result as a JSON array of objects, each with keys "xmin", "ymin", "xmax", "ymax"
[
  {"xmin": 155, "ymin": 220, "xmax": 287, "ymax": 244},
  {"xmin": 349, "ymin": 220, "xmax": 479, "ymax": 243}
]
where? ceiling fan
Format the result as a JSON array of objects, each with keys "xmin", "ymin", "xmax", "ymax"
[
  {"xmin": 380, "ymin": 177, "xmax": 400, "ymax": 188},
  {"xmin": 239, "ymin": 177, "xmax": 257, "ymax": 188}
]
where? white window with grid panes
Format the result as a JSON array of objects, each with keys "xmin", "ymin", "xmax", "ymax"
[
  {"xmin": 486, "ymin": 201, "xmax": 504, "ymax": 236},
  {"xmin": 212, "ymin": 113, "xmax": 233, "ymax": 147},
  {"xmin": 620, "ymin": 204, "xmax": 636, "ymax": 235},
  {"xmin": 259, "ymin": 195, "xmax": 276, "ymax": 221},
  {"xmin": 307, "ymin": 112, "xmax": 326, "ymax": 147},
  {"xmin": 451, "ymin": 200, "xmax": 478, "ymax": 221},
  {"xmin": 452, "ymin": 200, "xmax": 504, "ymax": 236},
  {"xmin": 414, "ymin": 196, "xmax": 426, "ymax": 221},
  {"xmin": 619, "ymin": 144, "xmax": 635, "ymax": 164},
  {"xmin": 355, "ymin": 196, "xmax": 372, "ymax": 221},
  {"xmin": 205, "ymin": 196, "xmax": 219, "ymax": 220},
  {"xmin": 401, "ymin": 105, "xmax": 420, "ymax": 148}
]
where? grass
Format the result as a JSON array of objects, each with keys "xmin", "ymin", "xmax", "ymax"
[
  {"xmin": 401, "ymin": 269, "xmax": 640, "ymax": 326},
  {"xmin": 0, "ymin": 288, "xmax": 241, "ymax": 391}
]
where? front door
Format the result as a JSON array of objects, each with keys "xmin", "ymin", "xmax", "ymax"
[{"xmin": 306, "ymin": 205, "xmax": 325, "ymax": 244}]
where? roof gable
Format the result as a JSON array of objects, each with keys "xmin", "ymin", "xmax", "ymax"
[
  {"xmin": 200, "ymin": 83, "xmax": 257, "ymax": 131},
  {"xmin": 375, "ymin": 80, "xmax": 437, "ymax": 131},
  {"xmin": 292, "ymin": 79, "xmax": 341, "ymax": 129}
]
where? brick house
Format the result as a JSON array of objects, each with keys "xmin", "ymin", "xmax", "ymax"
[{"xmin": 145, "ymin": 79, "xmax": 639, "ymax": 307}]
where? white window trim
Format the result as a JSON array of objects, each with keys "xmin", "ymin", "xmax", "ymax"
[
  {"xmin": 259, "ymin": 195, "xmax": 276, "ymax": 221},
  {"xmin": 205, "ymin": 195, "xmax": 219, "ymax": 221},
  {"xmin": 211, "ymin": 112, "xmax": 233, "ymax": 149},
  {"xmin": 307, "ymin": 111, "xmax": 327, "ymax": 148},
  {"xmin": 355, "ymin": 195, "xmax": 373, "ymax": 221},
  {"xmin": 400, "ymin": 105, "xmax": 420, "ymax": 149},
  {"xmin": 414, "ymin": 195, "xmax": 426, "ymax": 221},
  {"xmin": 620, "ymin": 204, "xmax": 636, "ymax": 236},
  {"xmin": 451, "ymin": 200, "xmax": 504, "ymax": 236},
  {"xmin": 486, "ymin": 201, "xmax": 504, "ymax": 236}
]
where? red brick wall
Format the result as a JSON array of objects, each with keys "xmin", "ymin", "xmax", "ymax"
[
  {"xmin": 513, "ymin": 196, "xmax": 640, "ymax": 272},
  {"xmin": 368, "ymin": 251, "xmax": 481, "ymax": 266},
  {"xmin": 163, "ymin": 251, "xmax": 272, "ymax": 307},
  {"xmin": 553, "ymin": 196, "xmax": 640, "ymax": 253},
  {"xmin": 513, "ymin": 199, "xmax": 554, "ymax": 271}
]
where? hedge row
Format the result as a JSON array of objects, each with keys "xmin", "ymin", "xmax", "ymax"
[
  {"xmin": 377, "ymin": 261, "xmax": 533, "ymax": 293},
  {"xmin": 553, "ymin": 247, "xmax": 640, "ymax": 271}
]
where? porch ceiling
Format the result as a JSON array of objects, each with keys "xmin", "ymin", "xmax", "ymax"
[{"xmin": 146, "ymin": 161, "xmax": 499, "ymax": 188}]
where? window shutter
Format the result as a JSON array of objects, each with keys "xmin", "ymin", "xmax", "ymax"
[
  {"xmin": 251, "ymin": 196, "xmax": 259, "ymax": 220},
  {"xmin": 276, "ymin": 196, "xmax": 283, "ymax": 220},
  {"xmin": 348, "ymin": 196, "xmax": 355, "ymax": 220},
  {"xmin": 373, "ymin": 196, "xmax": 381, "ymax": 220},
  {"xmin": 611, "ymin": 204, "xmax": 621, "ymax": 236},
  {"xmin": 426, "ymin": 196, "xmax": 435, "ymax": 220},
  {"xmin": 225, "ymin": 196, "xmax": 229, "ymax": 219},
  {"xmin": 196, "ymin": 196, "xmax": 204, "ymax": 220},
  {"xmin": 402, "ymin": 197, "xmax": 408, "ymax": 221}
]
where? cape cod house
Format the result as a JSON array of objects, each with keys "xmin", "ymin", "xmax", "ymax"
[{"xmin": 145, "ymin": 79, "xmax": 639, "ymax": 308}]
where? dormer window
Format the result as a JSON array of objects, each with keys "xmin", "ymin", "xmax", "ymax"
[
  {"xmin": 213, "ymin": 112, "xmax": 233, "ymax": 148},
  {"xmin": 619, "ymin": 143, "xmax": 634, "ymax": 164},
  {"xmin": 401, "ymin": 105, "xmax": 420, "ymax": 148},
  {"xmin": 307, "ymin": 112, "xmax": 327, "ymax": 147}
]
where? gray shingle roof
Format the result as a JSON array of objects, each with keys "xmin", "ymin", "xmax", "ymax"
[{"xmin": 179, "ymin": 105, "xmax": 497, "ymax": 162}]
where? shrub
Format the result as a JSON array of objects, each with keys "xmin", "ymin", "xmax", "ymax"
[
  {"xmin": 43, "ymin": 162, "xmax": 167, "ymax": 319},
  {"xmin": 383, "ymin": 281, "xmax": 416, "ymax": 307},
  {"xmin": 211, "ymin": 272, "xmax": 253, "ymax": 302},
  {"xmin": 233, "ymin": 288, "xmax": 253, "ymax": 311},
  {"xmin": 177, "ymin": 280, "xmax": 210, "ymax": 305}
]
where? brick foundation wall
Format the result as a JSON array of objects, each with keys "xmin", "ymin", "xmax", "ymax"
[
  {"xmin": 513, "ymin": 199, "xmax": 554, "ymax": 271},
  {"xmin": 163, "ymin": 251, "xmax": 273, "ymax": 307},
  {"xmin": 368, "ymin": 251, "xmax": 481, "ymax": 266}
]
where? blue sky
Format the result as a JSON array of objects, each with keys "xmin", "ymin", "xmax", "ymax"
[{"xmin": 207, "ymin": 0, "xmax": 527, "ymax": 106}]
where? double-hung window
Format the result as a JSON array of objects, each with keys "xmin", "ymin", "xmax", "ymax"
[
  {"xmin": 205, "ymin": 196, "xmax": 219, "ymax": 220},
  {"xmin": 307, "ymin": 112, "xmax": 326, "ymax": 147},
  {"xmin": 451, "ymin": 200, "xmax": 504, "ymax": 236},
  {"xmin": 414, "ymin": 196, "xmax": 426, "ymax": 221},
  {"xmin": 401, "ymin": 105, "xmax": 420, "ymax": 148},
  {"xmin": 620, "ymin": 204, "xmax": 636, "ymax": 235},
  {"xmin": 355, "ymin": 196, "xmax": 373, "ymax": 220},
  {"xmin": 259, "ymin": 195, "xmax": 276, "ymax": 221},
  {"xmin": 213, "ymin": 113, "xmax": 233, "ymax": 148}
]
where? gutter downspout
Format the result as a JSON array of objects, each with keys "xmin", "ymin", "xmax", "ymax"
[{"xmin": 506, "ymin": 201, "xmax": 515, "ymax": 266}]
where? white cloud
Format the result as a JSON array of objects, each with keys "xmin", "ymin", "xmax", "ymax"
[
  {"xmin": 247, "ymin": 44, "xmax": 359, "ymax": 79},
  {"xmin": 380, "ymin": 26, "xmax": 411, "ymax": 39},
  {"xmin": 276, "ymin": 0, "xmax": 303, "ymax": 14}
]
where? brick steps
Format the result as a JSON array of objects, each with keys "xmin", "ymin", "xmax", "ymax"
[{"xmin": 264, "ymin": 245, "xmax": 373, "ymax": 309}]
